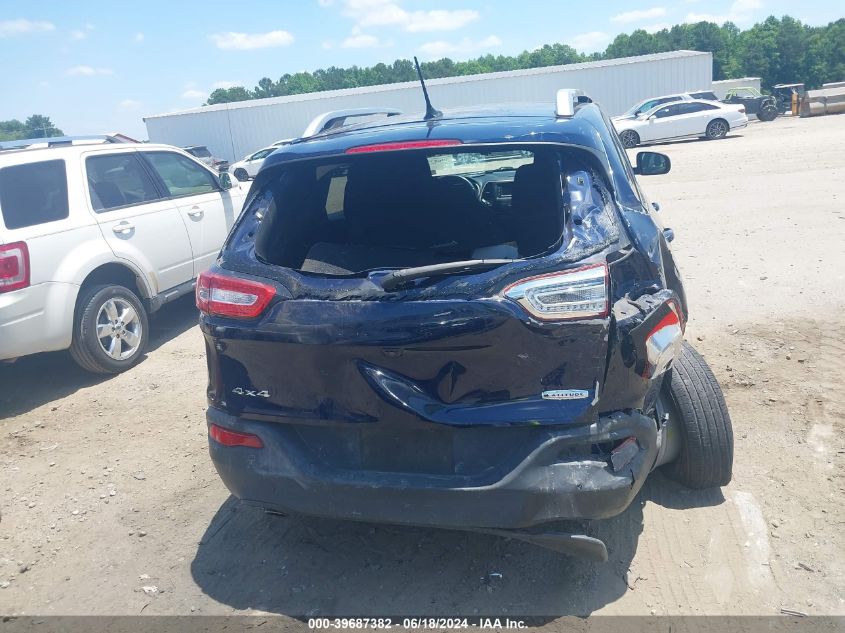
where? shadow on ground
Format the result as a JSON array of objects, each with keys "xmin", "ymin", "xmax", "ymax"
[
  {"xmin": 191, "ymin": 472, "xmax": 724, "ymax": 618},
  {"xmin": 0, "ymin": 295, "xmax": 198, "ymax": 418},
  {"xmin": 637, "ymin": 134, "xmax": 745, "ymax": 150}
]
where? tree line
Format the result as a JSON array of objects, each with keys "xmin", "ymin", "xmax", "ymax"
[
  {"xmin": 0, "ymin": 115, "xmax": 63, "ymax": 141},
  {"xmin": 206, "ymin": 15, "xmax": 844, "ymax": 105}
]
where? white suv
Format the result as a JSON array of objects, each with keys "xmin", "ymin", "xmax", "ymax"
[{"xmin": 0, "ymin": 137, "xmax": 246, "ymax": 373}]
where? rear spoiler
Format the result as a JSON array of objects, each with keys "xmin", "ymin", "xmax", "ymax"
[{"xmin": 301, "ymin": 108, "xmax": 402, "ymax": 138}]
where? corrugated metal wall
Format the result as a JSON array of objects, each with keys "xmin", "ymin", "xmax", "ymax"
[{"xmin": 145, "ymin": 51, "xmax": 712, "ymax": 163}]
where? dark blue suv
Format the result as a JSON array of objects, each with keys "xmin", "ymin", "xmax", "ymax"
[{"xmin": 197, "ymin": 91, "xmax": 733, "ymax": 561}]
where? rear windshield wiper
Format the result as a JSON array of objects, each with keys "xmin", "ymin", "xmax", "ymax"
[{"xmin": 379, "ymin": 259, "xmax": 514, "ymax": 292}]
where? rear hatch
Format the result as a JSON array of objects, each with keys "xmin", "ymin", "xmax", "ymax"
[{"xmin": 202, "ymin": 143, "xmax": 623, "ymax": 474}]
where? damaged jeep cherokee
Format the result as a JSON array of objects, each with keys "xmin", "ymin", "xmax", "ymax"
[{"xmin": 198, "ymin": 89, "xmax": 734, "ymax": 561}]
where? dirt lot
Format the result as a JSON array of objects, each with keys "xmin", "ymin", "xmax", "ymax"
[{"xmin": 1, "ymin": 114, "xmax": 843, "ymax": 620}]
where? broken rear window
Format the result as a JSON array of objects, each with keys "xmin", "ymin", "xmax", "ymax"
[{"xmin": 248, "ymin": 146, "xmax": 618, "ymax": 276}]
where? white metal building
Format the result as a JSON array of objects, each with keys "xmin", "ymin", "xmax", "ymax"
[{"xmin": 144, "ymin": 50, "xmax": 712, "ymax": 163}]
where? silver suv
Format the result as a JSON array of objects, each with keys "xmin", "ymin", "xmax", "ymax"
[{"xmin": 0, "ymin": 136, "xmax": 246, "ymax": 373}]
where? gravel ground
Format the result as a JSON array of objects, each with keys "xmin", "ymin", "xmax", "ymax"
[{"xmin": 1, "ymin": 113, "xmax": 843, "ymax": 620}]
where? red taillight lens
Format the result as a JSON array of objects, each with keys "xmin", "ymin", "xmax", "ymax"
[
  {"xmin": 196, "ymin": 270, "xmax": 275, "ymax": 318},
  {"xmin": 739, "ymin": 107, "xmax": 746, "ymax": 113},
  {"xmin": 209, "ymin": 424, "xmax": 263, "ymax": 448},
  {"xmin": 345, "ymin": 139, "xmax": 462, "ymax": 153},
  {"xmin": 643, "ymin": 300, "xmax": 684, "ymax": 378},
  {"xmin": 0, "ymin": 241, "xmax": 30, "ymax": 293},
  {"xmin": 502, "ymin": 263, "xmax": 609, "ymax": 321}
]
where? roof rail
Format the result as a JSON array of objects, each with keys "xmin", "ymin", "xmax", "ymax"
[
  {"xmin": 301, "ymin": 108, "xmax": 402, "ymax": 138},
  {"xmin": 0, "ymin": 135, "xmax": 127, "ymax": 152},
  {"xmin": 555, "ymin": 89, "xmax": 592, "ymax": 117}
]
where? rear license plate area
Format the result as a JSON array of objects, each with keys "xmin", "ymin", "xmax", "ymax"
[{"xmin": 360, "ymin": 428, "xmax": 453, "ymax": 475}]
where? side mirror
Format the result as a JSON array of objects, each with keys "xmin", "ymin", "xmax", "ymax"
[
  {"xmin": 634, "ymin": 151, "xmax": 671, "ymax": 176},
  {"xmin": 647, "ymin": 114, "xmax": 657, "ymax": 121},
  {"xmin": 218, "ymin": 172, "xmax": 234, "ymax": 190}
]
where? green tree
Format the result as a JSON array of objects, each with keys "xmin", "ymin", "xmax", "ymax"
[
  {"xmin": 206, "ymin": 86, "xmax": 254, "ymax": 104},
  {"xmin": 253, "ymin": 77, "xmax": 276, "ymax": 99},
  {"xmin": 0, "ymin": 119, "xmax": 27, "ymax": 141},
  {"xmin": 0, "ymin": 115, "xmax": 63, "ymax": 140},
  {"xmin": 24, "ymin": 114, "xmax": 63, "ymax": 138},
  {"xmin": 735, "ymin": 16, "xmax": 781, "ymax": 86}
]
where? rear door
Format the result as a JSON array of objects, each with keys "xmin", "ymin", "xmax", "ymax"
[
  {"xmin": 643, "ymin": 103, "xmax": 682, "ymax": 141},
  {"xmin": 84, "ymin": 150, "xmax": 194, "ymax": 294},
  {"xmin": 141, "ymin": 150, "xmax": 239, "ymax": 276},
  {"xmin": 671, "ymin": 102, "xmax": 714, "ymax": 136},
  {"xmin": 635, "ymin": 96, "xmax": 681, "ymax": 117}
]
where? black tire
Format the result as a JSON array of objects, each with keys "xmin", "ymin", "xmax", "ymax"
[
  {"xmin": 661, "ymin": 342, "xmax": 734, "ymax": 489},
  {"xmin": 757, "ymin": 106, "xmax": 778, "ymax": 122},
  {"xmin": 705, "ymin": 118, "xmax": 729, "ymax": 140},
  {"xmin": 620, "ymin": 130, "xmax": 640, "ymax": 149},
  {"xmin": 69, "ymin": 284, "xmax": 149, "ymax": 374},
  {"xmin": 233, "ymin": 168, "xmax": 249, "ymax": 181}
]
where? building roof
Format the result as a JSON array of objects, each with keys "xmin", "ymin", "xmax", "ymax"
[
  {"xmin": 712, "ymin": 77, "xmax": 762, "ymax": 84},
  {"xmin": 145, "ymin": 50, "xmax": 709, "ymax": 121}
]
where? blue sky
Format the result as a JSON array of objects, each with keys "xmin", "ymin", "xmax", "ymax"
[{"xmin": 1, "ymin": 0, "xmax": 841, "ymax": 139}]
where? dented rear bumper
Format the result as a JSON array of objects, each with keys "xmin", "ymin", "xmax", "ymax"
[{"xmin": 207, "ymin": 407, "xmax": 658, "ymax": 529}]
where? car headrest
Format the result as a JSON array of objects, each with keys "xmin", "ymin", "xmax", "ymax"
[
  {"xmin": 342, "ymin": 153, "xmax": 433, "ymax": 238},
  {"xmin": 90, "ymin": 180, "xmax": 126, "ymax": 210},
  {"xmin": 513, "ymin": 156, "xmax": 561, "ymax": 215}
]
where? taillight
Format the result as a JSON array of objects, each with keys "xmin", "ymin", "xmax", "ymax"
[
  {"xmin": 345, "ymin": 139, "xmax": 462, "ymax": 153},
  {"xmin": 502, "ymin": 263, "xmax": 608, "ymax": 321},
  {"xmin": 643, "ymin": 300, "xmax": 684, "ymax": 378},
  {"xmin": 739, "ymin": 107, "xmax": 746, "ymax": 113},
  {"xmin": 196, "ymin": 270, "xmax": 275, "ymax": 318},
  {"xmin": 0, "ymin": 241, "xmax": 30, "ymax": 293},
  {"xmin": 209, "ymin": 424, "xmax": 263, "ymax": 448}
]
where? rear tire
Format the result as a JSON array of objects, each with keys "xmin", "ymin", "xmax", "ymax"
[
  {"xmin": 620, "ymin": 130, "xmax": 640, "ymax": 149},
  {"xmin": 233, "ymin": 168, "xmax": 249, "ymax": 181},
  {"xmin": 70, "ymin": 284, "xmax": 149, "ymax": 374},
  {"xmin": 705, "ymin": 119, "xmax": 729, "ymax": 140},
  {"xmin": 757, "ymin": 106, "xmax": 778, "ymax": 122},
  {"xmin": 661, "ymin": 342, "xmax": 734, "ymax": 489}
]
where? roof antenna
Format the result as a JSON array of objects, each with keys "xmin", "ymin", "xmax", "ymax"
[{"xmin": 414, "ymin": 56, "xmax": 441, "ymax": 121}]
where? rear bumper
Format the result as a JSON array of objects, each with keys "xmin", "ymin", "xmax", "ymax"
[
  {"xmin": 0, "ymin": 282, "xmax": 77, "ymax": 361},
  {"xmin": 207, "ymin": 407, "xmax": 658, "ymax": 530}
]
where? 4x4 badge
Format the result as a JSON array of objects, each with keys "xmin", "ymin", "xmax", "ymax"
[
  {"xmin": 542, "ymin": 389, "xmax": 589, "ymax": 400},
  {"xmin": 232, "ymin": 387, "xmax": 270, "ymax": 398}
]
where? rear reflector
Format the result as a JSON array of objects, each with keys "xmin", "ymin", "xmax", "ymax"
[
  {"xmin": 196, "ymin": 270, "xmax": 275, "ymax": 318},
  {"xmin": 610, "ymin": 437, "xmax": 640, "ymax": 471},
  {"xmin": 346, "ymin": 139, "xmax": 462, "ymax": 153},
  {"xmin": 209, "ymin": 424, "xmax": 264, "ymax": 448},
  {"xmin": 0, "ymin": 241, "xmax": 30, "ymax": 294},
  {"xmin": 502, "ymin": 263, "xmax": 608, "ymax": 321},
  {"xmin": 643, "ymin": 300, "xmax": 684, "ymax": 378}
]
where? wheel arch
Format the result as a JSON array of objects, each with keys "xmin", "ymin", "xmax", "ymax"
[
  {"xmin": 619, "ymin": 128, "xmax": 640, "ymax": 147},
  {"xmin": 78, "ymin": 262, "xmax": 151, "ymax": 305},
  {"xmin": 710, "ymin": 117, "xmax": 730, "ymax": 131}
]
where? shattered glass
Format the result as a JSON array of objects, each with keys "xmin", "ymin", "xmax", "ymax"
[{"xmin": 561, "ymin": 169, "xmax": 620, "ymax": 261}]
